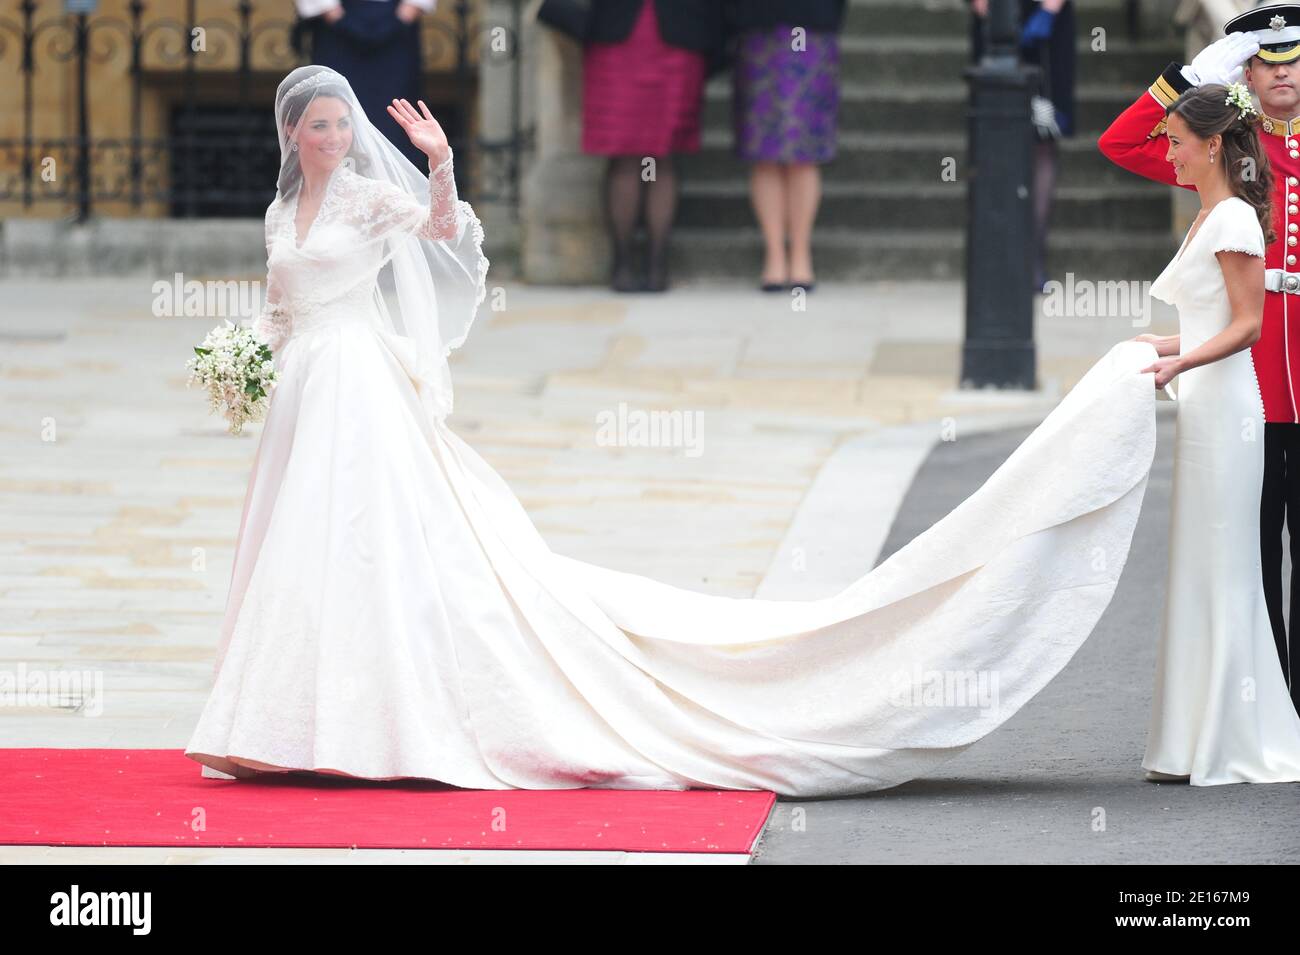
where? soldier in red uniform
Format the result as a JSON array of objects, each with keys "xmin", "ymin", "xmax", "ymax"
[{"xmin": 1098, "ymin": 4, "xmax": 1300, "ymax": 716}]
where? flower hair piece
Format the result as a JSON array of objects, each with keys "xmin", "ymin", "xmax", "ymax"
[{"xmin": 1224, "ymin": 81, "xmax": 1258, "ymax": 121}]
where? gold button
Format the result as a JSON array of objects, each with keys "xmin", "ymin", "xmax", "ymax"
[
  {"xmin": 1290, "ymin": 254, "xmax": 1297, "ymax": 265},
  {"xmin": 1291, "ymin": 177, "xmax": 1299, "ymax": 186},
  {"xmin": 1290, "ymin": 236, "xmax": 1298, "ymax": 246},
  {"xmin": 1289, "ymin": 139, "xmax": 1297, "ymax": 148},
  {"xmin": 1290, "ymin": 223, "xmax": 1298, "ymax": 233}
]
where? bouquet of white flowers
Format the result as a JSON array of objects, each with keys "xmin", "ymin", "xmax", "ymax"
[{"xmin": 185, "ymin": 319, "xmax": 279, "ymax": 435}]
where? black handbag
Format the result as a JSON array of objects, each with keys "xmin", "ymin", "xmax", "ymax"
[{"xmin": 537, "ymin": 0, "xmax": 593, "ymax": 42}]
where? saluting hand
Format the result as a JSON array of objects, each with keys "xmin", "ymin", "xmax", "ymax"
[{"xmin": 1184, "ymin": 33, "xmax": 1260, "ymax": 88}]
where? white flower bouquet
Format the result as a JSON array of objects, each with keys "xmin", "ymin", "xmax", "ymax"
[{"xmin": 185, "ymin": 319, "xmax": 279, "ymax": 435}]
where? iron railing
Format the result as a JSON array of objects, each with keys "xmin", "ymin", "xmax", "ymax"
[{"xmin": 0, "ymin": 0, "xmax": 530, "ymax": 221}]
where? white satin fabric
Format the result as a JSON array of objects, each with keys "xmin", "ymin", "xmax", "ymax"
[
  {"xmin": 185, "ymin": 294, "xmax": 1173, "ymax": 794},
  {"xmin": 1144, "ymin": 195, "xmax": 1300, "ymax": 784}
]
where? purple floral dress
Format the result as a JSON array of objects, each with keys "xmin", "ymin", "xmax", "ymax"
[{"xmin": 732, "ymin": 24, "xmax": 841, "ymax": 163}]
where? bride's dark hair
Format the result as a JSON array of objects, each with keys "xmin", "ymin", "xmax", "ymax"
[
  {"xmin": 275, "ymin": 76, "xmax": 370, "ymax": 195},
  {"xmin": 1166, "ymin": 83, "xmax": 1276, "ymax": 245}
]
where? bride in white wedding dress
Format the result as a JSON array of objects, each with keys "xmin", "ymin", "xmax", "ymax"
[{"xmin": 183, "ymin": 67, "xmax": 1291, "ymax": 795}]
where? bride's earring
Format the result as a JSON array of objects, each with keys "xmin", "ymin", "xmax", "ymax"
[
  {"xmin": 291, "ymin": 143, "xmax": 299, "ymax": 152},
  {"xmin": 1209, "ymin": 148, "xmax": 1216, "ymax": 164}
]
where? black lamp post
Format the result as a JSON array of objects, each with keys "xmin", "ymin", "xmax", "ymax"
[{"xmin": 961, "ymin": 0, "xmax": 1038, "ymax": 390}]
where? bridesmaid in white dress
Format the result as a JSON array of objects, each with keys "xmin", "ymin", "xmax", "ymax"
[{"xmin": 1137, "ymin": 83, "xmax": 1300, "ymax": 783}]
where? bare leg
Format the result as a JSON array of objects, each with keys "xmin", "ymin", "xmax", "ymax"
[
  {"xmin": 749, "ymin": 161, "xmax": 788, "ymax": 286},
  {"xmin": 786, "ymin": 162, "xmax": 822, "ymax": 286}
]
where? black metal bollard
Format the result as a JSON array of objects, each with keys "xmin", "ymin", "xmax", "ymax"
[{"xmin": 961, "ymin": 0, "xmax": 1038, "ymax": 391}]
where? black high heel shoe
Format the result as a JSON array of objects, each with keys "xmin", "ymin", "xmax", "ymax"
[
  {"xmin": 611, "ymin": 256, "xmax": 641, "ymax": 293},
  {"xmin": 645, "ymin": 256, "xmax": 669, "ymax": 293}
]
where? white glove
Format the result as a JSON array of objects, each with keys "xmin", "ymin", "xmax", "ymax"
[{"xmin": 1181, "ymin": 33, "xmax": 1261, "ymax": 87}]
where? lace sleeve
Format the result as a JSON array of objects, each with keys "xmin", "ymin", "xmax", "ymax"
[
  {"xmin": 362, "ymin": 150, "xmax": 463, "ymax": 242},
  {"xmin": 252, "ymin": 205, "xmax": 292, "ymax": 354},
  {"xmin": 420, "ymin": 151, "xmax": 462, "ymax": 241}
]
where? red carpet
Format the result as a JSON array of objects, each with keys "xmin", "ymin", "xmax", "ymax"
[{"xmin": 0, "ymin": 749, "xmax": 775, "ymax": 853}]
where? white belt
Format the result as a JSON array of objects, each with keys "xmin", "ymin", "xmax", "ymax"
[{"xmin": 1266, "ymin": 269, "xmax": 1300, "ymax": 293}]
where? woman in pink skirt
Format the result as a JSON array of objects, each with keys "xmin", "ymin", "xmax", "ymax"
[{"xmin": 582, "ymin": 0, "xmax": 724, "ymax": 291}]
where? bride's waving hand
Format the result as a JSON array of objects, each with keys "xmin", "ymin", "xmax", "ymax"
[{"xmin": 386, "ymin": 97, "xmax": 451, "ymax": 166}]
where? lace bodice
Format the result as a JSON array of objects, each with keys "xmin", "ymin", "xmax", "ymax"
[{"xmin": 253, "ymin": 151, "xmax": 463, "ymax": 348}]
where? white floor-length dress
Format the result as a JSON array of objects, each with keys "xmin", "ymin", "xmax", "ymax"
[
  {"xmin": 187, "ymin": 158, "xmax": 1243, "ymax": 796},
  {"xmin": 1142, "ymin": 195, "xmax": 1300, "ymax": 784}
]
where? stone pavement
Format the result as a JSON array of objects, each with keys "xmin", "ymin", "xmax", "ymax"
[{"xmin": 0, "ymin": 276, "xmax": 1175, "ymax": 863}]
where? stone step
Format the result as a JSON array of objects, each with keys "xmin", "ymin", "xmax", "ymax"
[
  {"xmin": 674, "ymin": 181, "xmax": 1172, "ymax": 231},
  {"xmin": 700, "ymin": 82, "xmax": 1181, "ymax": 138},
  {"xmin": 680, "ymin": 131, "xmax": 1164, "ymax": 185},
  {"xmin": 840, "ymin": 0, "xmax": 1177, "ymax": 40},
  {"xmin": 670, "ymin": 0, "xmax": 1184, "ymax": 281},
  {"xmin": 832, "ymin": 34, "xmax": 1183, "ymax": 86},
  {"xmin": 661, "ymin": 228, "xmax": 1177, "ymax": 282}
]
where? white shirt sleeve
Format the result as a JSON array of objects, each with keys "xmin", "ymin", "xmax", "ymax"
[
  {"xmin": 297, "ymin": 0, "xmax": 435, "ymax": 14},
  {"xmin": 295, "ymin": 0, "xmax": 341, "ymax": 17}
]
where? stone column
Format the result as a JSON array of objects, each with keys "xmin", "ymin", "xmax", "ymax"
[
  {"xmin": 521, "ymin": 7, "xmax": 607, "ymax": 284},
  {"xmin": 476, "ymin": 0, "xmax": 533, "ymax": 280}
]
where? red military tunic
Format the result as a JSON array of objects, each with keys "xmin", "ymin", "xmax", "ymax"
[{"xmin": 1098, "ymin": 63, "xmax": 1300, "ymax": 423}]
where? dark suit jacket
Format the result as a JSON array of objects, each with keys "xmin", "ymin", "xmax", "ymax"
[
  {"xmin": 724, "ymin": 0, "xmax": 847, "ymax": 32},
  {"xmin": 586, "ymin": 0, "xmax": 725, "ymax": 53}
]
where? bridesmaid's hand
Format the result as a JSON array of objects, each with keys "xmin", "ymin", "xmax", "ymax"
[
  {"xmin": 1132, "ymin": 333, "xmax": 1179, "ymax": 357},
  {"xmin": 386, "ymin": 98, "xmax": 450, "ymax": 165},
  {"xmin": 1140, "ymin": 357, "xmax": 1183, "ymax": 389}
]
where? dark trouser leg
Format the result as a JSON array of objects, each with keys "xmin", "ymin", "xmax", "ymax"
[
  {"xmin": 1284, "ymin": 424, "xmax": 1300, "ymax": 711},
  {"xmin": 1262, "ymin": 422, "xmax": 1289, "ymax": 680},
  {"xmin": 1032, "ymin": 140, "xmax": 1058, "ymax": 289}
]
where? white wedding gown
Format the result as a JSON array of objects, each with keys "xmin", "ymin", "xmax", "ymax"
[
  {"xmin": 1142, "ymin": 195, "xmax": 1300, "ymax": 784},
  {"xmin": 183, "ymin": 167, "xmax": 1275, "ymax": 796}
]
